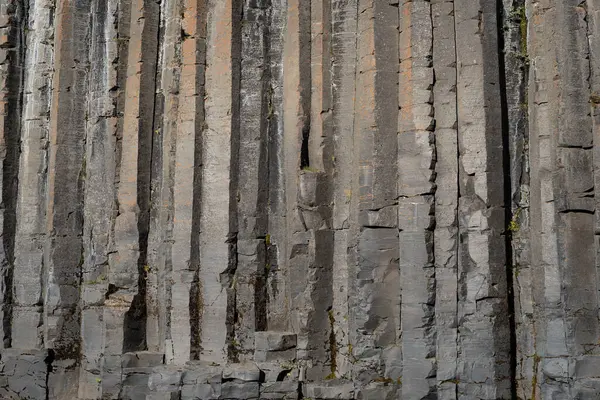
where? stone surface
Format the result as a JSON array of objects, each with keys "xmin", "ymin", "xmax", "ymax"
[
  {"xmin": 1, "ymin": 0, "xmax": 600, "ymax": 398},
  {"xmin": 255, "ymin": 332, "xmax": 297, "ymax": 352}
]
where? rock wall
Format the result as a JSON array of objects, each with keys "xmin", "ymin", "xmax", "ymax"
[{"xmin": 0, "ymin": 0, "xmax": 599, "ymax": 399}]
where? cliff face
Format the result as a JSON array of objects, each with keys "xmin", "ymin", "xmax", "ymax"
[{"xmin": 0, "ymin": 0, "xmax": 597, "ymax": 399}]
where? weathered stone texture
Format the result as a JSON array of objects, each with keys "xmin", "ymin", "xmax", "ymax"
[
  {"xmin": 432, "ymin": 1, "xmax": 459, "ymax": 398},
  {"xmin": 454, "ymin": 0, "xmax": 511, "ymax": 398},
  {"xmin": 3, "ymin": 0, "xmax": 600, "ymax": 398}
]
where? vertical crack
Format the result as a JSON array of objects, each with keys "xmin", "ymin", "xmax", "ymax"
[
  {"xmin": 427, "ymin": 2, "xmax": 437, "ymax": 395},
  {"xmin": 225, "ymin": 0, "xmax": 243, "ymax": 363},
  {"xmin": 189, "ymin": 0, "xmax": 208, "ymax": 362},
  {"xmin": 300, "ymin": 1, "xmax": 311, "ymax": 170},
  {"xmin": 44, "ymin": 349, "xmax": 54, "ymax": 400},
  {"xmin": 300, "ymin": 126, "xmax": 310, "ymax": 169},
  {"xmin": 496, "ymin": 0, "xmax": 518, "ymax": 396}
]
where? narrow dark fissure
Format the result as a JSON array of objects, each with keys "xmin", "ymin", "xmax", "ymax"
[
  {"xmin": 225, "ymin": 249, "xmax": 239, "ymax": 363},
  {"xmin": 123, "ymin": 0, "xmax": 163, "ymax": 353},
  {"xmin": 299, "ymin": 1, "xmax": 312, "ymax": 170},
  {"xmin": 496, "ymin": 0, "xmax": 519, "ymax": 396},
  {"xmin": 1, "ymin": 0, "xmax": 28, "ymax": 349},
  {"xmin": 189, "ymin": 0, "xmax": 208, "ymax": 361},
  {"xmin": 225, "ymin": 0, "xmax": 243, "ymax": 363},
  {"xmin": 44, "ymin": 349, "xmax": 55, "ymax": 400},
  {"xmin": 300, "ymin": 126, "xmax": 310, "ymax": 169},
  {"xmin": 254, "ymin": 2, "xmax": 274, "ymax": 334},
  {"xmin": 254, "ymin": 241, "xmax": 268, "ymax": 332},
  {"xmin": 188, "ymin": 102, "xmax": 201, "ymax": 359}
]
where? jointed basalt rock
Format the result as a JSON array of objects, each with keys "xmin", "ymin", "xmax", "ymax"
[{"xmin": 1, "ymin": 0, "xmax": 600, "ymax": 399}]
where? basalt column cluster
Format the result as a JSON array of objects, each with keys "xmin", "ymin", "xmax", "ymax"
[{"xmin": 1, "ymin": 0, "xmax": 600, "ymax": 399}]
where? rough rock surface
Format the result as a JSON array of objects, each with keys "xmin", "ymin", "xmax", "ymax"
[{"xmin": 0, "ymin": 0, "xmax": 598, "ymax": 399}]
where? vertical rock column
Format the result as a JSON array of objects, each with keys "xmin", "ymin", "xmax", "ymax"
[
  {"xmin": 103, "ymin": 0, "xmax": 160, "ymax": 396},
  {"xmin": 293, "ymin": 169, "xmax": 334, "ymax": 381},
  {"xmin": 0, "ymin": 0, "xmax": 24, "ymax": 348},
  {"xmin": 234, "ymin": 0, "xmax": 270, "ymax": 361},
  {"xmin": 454, "ymin": 0, "xmax": 511, "ymax": 397},
  {"xmin": 527, "ymin": 0, "xmax": 599, "ymax": 397},
  {"xmin": 398, "ymin": 1, "xmax": 436, "ymax": 398},
  {"xmin": 145, "ymin": 0, "xmax": 175, "ymax": 358},
  {"xmin": 11, "ymin": 0, "xmax": 54, "ymax": 351},
  {"xmin": 146, "ymin": 0, "xmax": 193, "ymax": 364},
  {"xmin": 588, "ymin": 1, "xmax": 600, "ymax": 397},
  {"xmin": 309, "ymin": 0, "xmax": 332, "ymax": 173},
  {"xmin": 282, "ymin": 0, "xmax": 313, "ymax": 377},
  {"xmin": 265, "ymin": 0, "xmax": 288, "ymax": 331},
  {"xmin": 330, "ymin": 0, "xmax": 358, "ymax": 379},
  {"xmin": 292, "ymin": 0, "xmax": 336, "ymax": 380},
  {"xmin": 45, "ymin": 0, "xmax": 93, "ymax": 396},
  {"xmin": 78, "ymin": 0, "xmax": 119, "ymax": 397},
  {"xmin": 349, "ymin": 0, "xmax": 400, "ymax": 387},
  {"xmin": 432, "ymin": 0, "xmax": 459, "ymax": 398},
  {"xmin": 199, "ymin": 0, "xmax": 240, "ymax": 364},
  {"xmin": 554, "ymin": 2, "xmax": 598, "ymax": 398},
  {"xmin": 147, "ymin": 0, "xmax": 208, "ymax": 365},
  {"xmin": 172, "ymin": 0, "xmax": 207, "ymax": 364},
  {"xmin": 591, "ymin": 0, "xmax": 600, "ymax": 356},
  {"xmin": 527, "ymin": 0, "xmax": 561, "ymax": 397},
  {"xmin": 286, "ymin": 0, "xmax": 336, "ymax": 380}
]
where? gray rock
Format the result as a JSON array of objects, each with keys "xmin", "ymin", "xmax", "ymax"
[
  {"xmin": 221, "ymin": 381, "xmax": 260, "ymax": 399},
  {"xmin": 146, "ymin": 392, "xmax": 181, "ymax": 400},
  {"xmin": 182, "ymin": 363, "xmax": 222, "ymax": 385},
  {"xmin": 303, "ymin": 381, "xmax": 355, "ymax": 399},
  {"xmin": 222, "ymin": 363, "xmax": 262, "ymax": 382},
  {"xmin": 148, "ymin": 368, "xmax": 183, "ymax": 391},
  {"xmin": 2, "ymin": 0, "xmax": 600, "ymax": 397},
  {"xmin": 181, "ymin": 382, "xmax": 222, "ymax": 400},
  {"xmin": 122, "ymin": 352, "xmax": 165, "ymax": 368},
  {"xmin": 254, "ymin": 332, "xmax": 297, "ymax": 352}
]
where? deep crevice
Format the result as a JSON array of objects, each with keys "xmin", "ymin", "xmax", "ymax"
[
  {"xmin": 225, "ymin": 0, "xmax": 243, "ymax": 363},
  {"xmin": 276, "ymin": 369, "xmax": 291, "ymax": 381},
  {"xmin": 254, "ymin": 239, "xmax": 269, "ymax": 333},
  {"xmin": 189, "ymin": 0, "xmax": 208, "ymax": 362},
  {"xmin": 496, "ymin": 0, "xmax": 518, "ymax": 397},
  {"xmin": 44, "ymin": 349, "xmax": 55, "ymax": 400},
  {"xmin": 225, "ymin": 233, "xmax": 239, "ymax": 363},
  {"xmin": 299, "ymin": 0, "xmax": 312, "ymax": 170},
  {"xmin": 300, "ymin": 125, "xmax": 310, "ymax": 169}
]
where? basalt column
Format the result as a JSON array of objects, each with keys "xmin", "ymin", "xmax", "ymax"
[
  {"xmin": 455, "ymin": 1, "xmax": 512, "ymax": 397},
  {"xmin": 78, "ymin": 0, "xmax": 119, "ymax": 397},
  {"xmin": 348, "ymin": 0, "xmax": 400, "ymax": 392},
  {"xmin": 5, "ymin": 1, "xmax": 600, "ymax": 399},
  {"xmin": 0, "ymin": 0, "xmax": 25, "ymax": 350}
]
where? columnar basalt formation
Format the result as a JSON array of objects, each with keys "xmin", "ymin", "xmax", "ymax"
[{"xmin": 1, "ymin": 0, "xmax": 600, "ymax": 399}]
